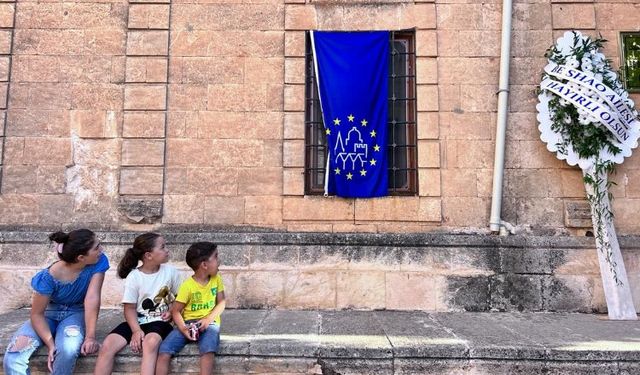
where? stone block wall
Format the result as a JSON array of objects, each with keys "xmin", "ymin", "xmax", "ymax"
[
  {"xmin": 1, "ymin": 231, "xmax": 639, "ymax": 314},
  {"xmin": 0, "ymin": 1, "xmax": 13, "ymax": 193},
  {"xmin": 119, "ymin": 1, "xmax": 170, "ymax": 224},
  {"xmin": 0, "ymin": 0, "xmax": 639, "ymax": 234},
  {"xmin": 0, "ymin": 0, "xmax": 126, "ymax": 226}
]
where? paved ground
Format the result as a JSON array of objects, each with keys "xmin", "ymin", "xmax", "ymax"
[{"xmin": 1, "ymin": 309, "xmax": 640, "ymax": 374}]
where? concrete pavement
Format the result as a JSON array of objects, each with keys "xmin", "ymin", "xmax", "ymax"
[{"xmin": 1, "ymin": 309, "xmax": 639, "ymax": 374}]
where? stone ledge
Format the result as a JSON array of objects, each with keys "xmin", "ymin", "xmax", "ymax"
[
  {"xmin": 2, "ymin": 230, "xmax": 638, "ymax": 313},
  {"xmin": 1, "ymin": 229, "xmax": 633, "ymax": 249},
  {"xmin": 0, "ymin": 309, "xmax": 639, "ymax": 374}
]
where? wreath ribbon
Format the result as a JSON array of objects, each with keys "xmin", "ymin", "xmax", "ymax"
[
  {"xmin": 544, "ymin": 62, "xmax": 636, "ymax": 129},
  {"xmin": 540, "ymin": 77, "xmax": 636, "ymax": 144}
]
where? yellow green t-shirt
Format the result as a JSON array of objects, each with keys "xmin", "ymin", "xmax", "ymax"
[{"xmin": 176, "ymin": 274, "xmax": 225, "ymax": 323}]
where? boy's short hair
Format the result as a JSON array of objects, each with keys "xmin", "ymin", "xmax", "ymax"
[{"xmin": 185, "ymin": 242, "xmax": 218, "ymax": 271}]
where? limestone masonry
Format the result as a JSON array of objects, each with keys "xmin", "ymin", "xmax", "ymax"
[{"xmin": 0, "ymin": 0, "xmax": 640, "ymax": 312}]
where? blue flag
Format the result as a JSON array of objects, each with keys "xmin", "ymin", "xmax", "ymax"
[{"xmin": 312, "ymin": 31, "xmax": 389, "ymax": 198}]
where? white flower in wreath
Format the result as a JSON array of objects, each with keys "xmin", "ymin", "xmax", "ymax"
[
  {"xmin": 581, "ymin": 61, "xmax": 593, "ymax": 71},
  {"xmin": 566, "ymin": 57, "xmax": 580, "ymax": 68},
  {"xmin": 578, "ymin": 116, "xmax": 591, "ymax": 125}
]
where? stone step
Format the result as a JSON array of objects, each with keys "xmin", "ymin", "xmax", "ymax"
[
  {"xmin": 1, "ymin": 309, "xmax": 640, "ymax": 374},
  {"xmin": 4, "ymin": 230, "xmax": 640, "ymax": 314}
]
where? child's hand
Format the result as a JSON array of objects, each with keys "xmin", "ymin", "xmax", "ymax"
[
  {"xmin": 180, "ymin": 326, "xmax": 196, "ymax": 341},
  {"xmin": 81, "ymin": 337, "xmax": 100, "ymax": 356},
  {"xmin": 161, "ymin": 311, "xmax": 172, "ymax": 322},
  {"xmin": 130, "ymin": 330, "xmax": 145, "ymax": 353},
  {"xmin": 197, "ymin": 318, "xmax": 210, "ymax": 331},
  {"xmin": 47, "ymin": 345, "xmax": 56, "ymax": 372}
]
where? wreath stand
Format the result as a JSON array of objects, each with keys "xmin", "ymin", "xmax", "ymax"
[{"xmin": 538, "ymin": 31, "xmax": 639, "ymax": 320}]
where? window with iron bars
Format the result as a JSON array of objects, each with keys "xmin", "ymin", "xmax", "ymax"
[
  {"xmin": 620, "ymin": 32, "xmax": 640, "ymax": 92},
  {"xmin": 304, "ymin": 30, "xmax": 418, "ymax": 195}
]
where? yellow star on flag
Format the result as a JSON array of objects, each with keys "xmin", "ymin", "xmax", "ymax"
[
  {"xmin": 370, "ymin": 130, "xmax": 376, "ymax": 137},
  {"xmin": 348, "ymin": 114, "xmax": 355, "ymax": 122},
  {"xmin": 333, "ymin": 118, "xmax": 341, "ymax": 125},
  {"xmin": 369, "ymin": 159, "xmax": 377, "ymax": 166},
  {"xmin": 346, "ymin": 172, "xmax": 353, "ymax": 180},
  {"xmin": 334, "ymin": 168, "xmax": 341, "ymax": 175},
  {"xmin": 326, "ymin": 129, "xmax": 331, "ymax": 135},
  {"xmin": 361, "ymin": 119, "xmax": 368, "ymax": 126},
  {"xmin": 373, "ymin": 144, "xmax": 380, "ymax": 152},
  {"xmin": 360, "ymin": 169, "xmax": 367, "ymax": 176}
]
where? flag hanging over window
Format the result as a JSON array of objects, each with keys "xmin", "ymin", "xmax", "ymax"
[{"xmin": 311, "ymin": 31, "xmax": 389, "ymax": 198}]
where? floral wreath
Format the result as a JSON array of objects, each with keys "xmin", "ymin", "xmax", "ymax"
[
  {"xmin": 537, "ymin": 31, "xmax": 640, "ymax": 169},
  {"xmin": 537, "ymin": 31, "xmax": 640, "ymax": 285}
]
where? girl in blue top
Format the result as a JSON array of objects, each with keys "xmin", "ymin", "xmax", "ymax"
[{"xmin": 3, "ymin": 229, "xmax": 109, "ymax": 375}]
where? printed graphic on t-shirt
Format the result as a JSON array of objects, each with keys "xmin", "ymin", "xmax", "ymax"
[
  {"xmin": 188, "ymin": 288, "xmax": 218, "ymax": 312},
  {"xmin": 139, "ymin": 285, "xmax": 175, "ymax": 319}
]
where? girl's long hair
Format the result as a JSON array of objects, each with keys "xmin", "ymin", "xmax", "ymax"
[{"xmin": 117, "ymin": 233, "xmax": 161, "ymax": 279}]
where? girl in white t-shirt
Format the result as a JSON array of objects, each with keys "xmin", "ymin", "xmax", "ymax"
[{"xmin": 94, "ymin": 233, "xmax": 182, "ymax": 375}]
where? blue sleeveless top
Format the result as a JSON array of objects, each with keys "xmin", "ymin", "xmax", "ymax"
[{"xmin": 31, "ymin": 253, "xmax": 110, "ymax": 306}]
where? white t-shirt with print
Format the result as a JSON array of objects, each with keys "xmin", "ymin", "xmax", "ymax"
[{"xmin": 122, "ymin": 264, "xmax": 183, "ymax": 325}]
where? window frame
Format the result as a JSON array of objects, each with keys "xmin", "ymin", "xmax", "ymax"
[
  {"xmin": 303, "ymin": 30, "xmax": 418, "ymax": 196},
  {"xmin": 620, "ymin": 32, "xmax": 640, "ymax": 92}
]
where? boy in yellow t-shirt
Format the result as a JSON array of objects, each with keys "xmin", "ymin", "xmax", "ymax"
[{"xmin": 156, "ymin": 242, "xmax": 226, "ymax": 375}]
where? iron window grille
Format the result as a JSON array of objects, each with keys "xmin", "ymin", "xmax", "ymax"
[
  {"xmin": 304, "ymin": 30, "xmax": 418, "ymax": 196},
  {"xmin": 620, "ymin": 32, "xmax": 640, "ymax": 92}
]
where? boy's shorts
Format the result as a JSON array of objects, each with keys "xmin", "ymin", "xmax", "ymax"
[
  {"xmin": 158, "ymin": 321, "xmax": 220, "ymax": 355},
  {"xmin": 109, "ymin": 320, "xmax": 174, "ymax": 343}
]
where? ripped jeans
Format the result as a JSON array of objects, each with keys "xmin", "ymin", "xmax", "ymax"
[{"xmin": 3, "ymin": 303, "xmax": 85, "ymax": 375}]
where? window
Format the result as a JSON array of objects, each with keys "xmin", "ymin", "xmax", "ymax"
[
  {"xmin": 621, "ymin": 32, "xmax": 640, "ymax": 92},
  {"xmin": 304, "ymin": 30, "xmax": 418, "ymax": 195}
]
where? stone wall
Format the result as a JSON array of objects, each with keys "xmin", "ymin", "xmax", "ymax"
[
  {"xmin": 0, "ymin": 0, "xmax": 640, "ymax": 234},
  {"xmin": 0, "ymin": 0, "xmax": 639, "ymax": 234},
  {"xmin": 2, "ymin": 230, "xmax": 639, "ymax": 313}
]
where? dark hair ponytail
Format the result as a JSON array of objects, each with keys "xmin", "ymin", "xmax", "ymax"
[
  {"xmin": 49, "ymin": 229, "xmax": 96, "ymax": 263},
  {"xmin": 117, "ymin": 232, "xmax": 161, "ymax": 279}
]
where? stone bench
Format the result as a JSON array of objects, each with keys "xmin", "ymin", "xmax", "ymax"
[
  {"xmin": 1, "ymin": 308, "xmax": 640, "ymax": 374},
  {"xmin": 5, "ymin": 230, "xmax": 640, "ymax": 314}
]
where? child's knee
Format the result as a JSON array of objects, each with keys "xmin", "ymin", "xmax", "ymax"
[
  {"xmin": 142, "ymin": 334, "xmax": 162, "ymax": 350},
  {"xmin": 61, "ymin": 324, "xmax": 84, "ymax": 344},
  {"xmin": 6, "ymin": 335, "xmax": 37, "ymax": 353},
  {"xmin": 56, "ymin": 327, "xmax": 83, "ymax": 357},
  {"xmin": 98, "ymin": 338, "xmax": 122, "ymax": 357},
  {"xmin": 4, "ymin": 335, "xmax": 37, "ymax": 372}
]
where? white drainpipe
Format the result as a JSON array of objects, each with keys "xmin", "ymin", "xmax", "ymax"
[{"xmin": 489, "ymin": 0, "xmax": 515, "ymax": 234}]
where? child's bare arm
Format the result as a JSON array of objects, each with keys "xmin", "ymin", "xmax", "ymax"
[{"xmin": 171, "ymin": 301, "xmax": 193, "ymax": 340}]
